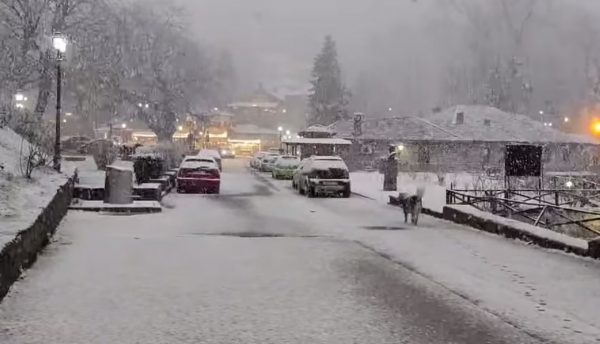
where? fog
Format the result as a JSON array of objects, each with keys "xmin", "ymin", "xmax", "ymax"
[{"xmin": 172, "ymin": 0, "xmax": 600, "ymax": 118}]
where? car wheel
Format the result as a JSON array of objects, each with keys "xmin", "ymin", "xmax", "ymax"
[
  {"xmin": 177, "ymin": 187, "xmax": 185, "ymax": 194},
  {"xmin": 298, "ymin": 182, "xmax": 305, "ymax": 195},
  {"xmin": 307, "ymin": 184, "xmax": 316, "ymax": 198},
  {"xmin": 342, "ymin": 186, "xmax": 351, "ymax": 198}
]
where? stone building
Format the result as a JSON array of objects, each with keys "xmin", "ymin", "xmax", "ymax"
[{"xmin": 332, "ymin": 105, "xmax": 600, "ymax": 173}]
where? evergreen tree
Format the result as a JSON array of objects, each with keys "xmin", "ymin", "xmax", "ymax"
[{"xmin": 308, "ymin": 35, "xmax": 350, "ymax": 125}]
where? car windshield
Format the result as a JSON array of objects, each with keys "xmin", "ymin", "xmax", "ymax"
[{"xmin": 6, "ymin": 1, "xmax": 595, "ymax": 342}]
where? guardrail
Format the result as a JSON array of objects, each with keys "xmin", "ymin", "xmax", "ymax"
[{"xmin": 446, "ymin": 188, "xmax": 600, "ymax": 238}]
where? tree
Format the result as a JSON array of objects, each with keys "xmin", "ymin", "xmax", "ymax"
[{"xmin": 308, "ymin": 35, "xmax": 350, "ymax": 125}]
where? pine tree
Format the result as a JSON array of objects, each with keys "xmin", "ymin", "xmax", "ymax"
[{"xmin": 308, "ymin": 35, "xmax": 350, "ymax": 125}]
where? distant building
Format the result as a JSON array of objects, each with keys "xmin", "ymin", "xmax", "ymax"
[
  {"xmin": 227, "ymin": 86, "xmax": 286, "ymax": 129},
  {"xmin": 332, "ymin": 105, "xmax": 600, "ymax": 173}
]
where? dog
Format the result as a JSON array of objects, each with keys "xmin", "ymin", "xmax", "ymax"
[{"xmin": 390, "ymin": 188, "xmax": 424, "ymax": 225}]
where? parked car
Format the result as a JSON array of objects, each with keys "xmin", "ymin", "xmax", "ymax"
[
  {"xmin": 251, "ymin": 151, "xmax": 268, "ymax": 169},
  {"xmin": 219, "ymin": 147, "xmax": 236, "ymax": 159},
  {"xmin": 198, "ymin": 149, "xmax": 222, "ymax": 171},
  {"xmin": 271, "ymin": 156, "xmax": 300, "ymax": 179},
  {"xmin": 176, "ymin": 160, "xmax": 220, "ymax": 194},
  {"xmin": 259, "ymin": 153, "xmax": 280, "ymax": 172},
  {"xmin": 183, "ymin": 155, "xmax": 216, "ymax": 164},
  {"xmin": 292, "ymin": 156, "xmax": 351, "ymax": 198},
  {"xmin": 61, "ymin": 136, "xmax": 92, "ymax": 153}
]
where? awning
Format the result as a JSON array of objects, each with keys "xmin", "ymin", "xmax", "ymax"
[{"xmin": 282, "ymin": 138, "xmax": 352, "ymax": 145}]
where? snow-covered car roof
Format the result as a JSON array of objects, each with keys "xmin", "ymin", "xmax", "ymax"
[
  {"xmin": 179, "ymin": 160, "xmax": 216, "ymax": 169},
  {"xmin": 310, "ymin": 159, "xmax": 348, "ymax": 170},
  {"xmin": 184, "ymin": 156, "xmax": 215, "ymax": 163},
  {"xmin": 275, "ymin": 156, "xmax": 300, "ymax": 166},
  {"xmin": 198, "ymin": 149, "xmax": 221, "ymax": 158},
  {"xmin": 310, "ymin": 156, "xmax": 343, "ymax": 161}
]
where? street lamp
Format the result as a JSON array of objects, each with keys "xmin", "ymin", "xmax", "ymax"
[
  {"xmin": 52, "ymin": 33, "xmax": 67, "ymax": 172},
  {"xmin": 121, "ymin": 123, "xmax": 127, "ymax": 129},
  {"xmin": 278, "ymin": 126, "xmax": 284, "ymax": 150},
  {"xmin": 15, "ymin": 93, "xmax": 25, "ymax": 102},
  {"xmin": 564, "ymin": 117, "xmax": 570, "ymax": 123}
]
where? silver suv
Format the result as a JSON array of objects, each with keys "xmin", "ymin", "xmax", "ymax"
[{"xmin": 292, "ymin": 156, "xmax": 351, "ymax": 198}]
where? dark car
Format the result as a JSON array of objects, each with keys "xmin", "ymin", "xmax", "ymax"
[
  {"xmin": 61, "ymin": 136, "xmax": 92, "ymax": 153},
  {"xmin": 176, "ymin": 160, "xmax": 221, "ymax": 194}
]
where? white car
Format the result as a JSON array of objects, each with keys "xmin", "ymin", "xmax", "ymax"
[
  {"xmin": 259, "ymin": 154, "xmax": 280, "ymax": 172},
  {"xmin": 292, "ymin": 156, "xmax": 351, "ymax": 198},
  {"xmin": 198, "ymin": 149, "xmax": 222, "ymax": 171},
  {"xmin": 251, "ymin": 151, "xmax": 268, "ymax": 169}
]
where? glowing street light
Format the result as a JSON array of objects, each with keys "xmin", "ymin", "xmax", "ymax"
[
  {"xmin": 277, "ymin": 126, "xmax": 283, "ymax": 132},
  {"xmin": 388, "ymin": 107, "xmax": 393, "ymax": 112},
  {"xmin": 285, "ymin": 130, "xmax": 291, "ymax": 135},
  {"xmin": 145, "ymin": 103, "xmax": 149, "ymax": 109},
  {"xmin": 121, "ymin": 123, "xmax": 127, "ymax": 129},
  {"xmin": 178, "ymin": 125, "xmax": 184, "ymax": 131},
  {"xmin": 52, "ymin": 34, "xmax": 67, "ymax": 54},
  {"xmin": 52, "ymin": 32, "xmax": 68, "ymax": 172},
  {"xmin": 15, "ymin": 93, "xmax": 25, "ymax": 102},
  {"xmin": 565, "ymin": 180, "xmax": 574, "ymax": 188},
  {"xmin": 564, "ymin": 117, "xmax": 570, "ymax": 123}
]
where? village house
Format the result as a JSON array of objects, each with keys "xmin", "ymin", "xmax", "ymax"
[{"xmin": 331, "ymin": 105, "xmax": 600, "ymax": 173}]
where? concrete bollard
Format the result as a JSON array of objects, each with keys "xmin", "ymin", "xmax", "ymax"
[{"xmin": 104, "ymin": 165, "xmax": 133, "ymax": 204}]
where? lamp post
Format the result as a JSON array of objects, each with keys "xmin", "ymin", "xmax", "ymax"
[
  {"xmin": 278, "ymin": 126, "xmax": 283, "ymax": 150},
  {"xmin": 52, "ymin": 33, "xmax": 67, "ymax": 172}
]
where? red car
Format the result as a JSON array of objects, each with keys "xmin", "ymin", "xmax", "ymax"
[{"xmin": 176, "ymin": 160, "xmax": 220, "ymax": 194}]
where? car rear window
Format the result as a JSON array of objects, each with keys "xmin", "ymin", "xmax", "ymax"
[{"xmin": 180, "ymin": 167, "xmax": 218, "ymax": 177}]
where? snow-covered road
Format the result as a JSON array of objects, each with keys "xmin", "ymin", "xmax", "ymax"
[{"xmin": 1, "ymin": 159, "xmax": 599, "ymax": 343}]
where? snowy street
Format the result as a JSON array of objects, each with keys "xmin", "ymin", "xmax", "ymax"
[{"xmin": 1, "ymin": 159, "xmax": 599, "ymax": 343}]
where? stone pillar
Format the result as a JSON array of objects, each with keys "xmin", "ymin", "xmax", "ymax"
[
  {"xmin": 383, "ymin": 145, "xmax": 398, "ymax": 191},
  {"xmin": 104, "ymin": 165, "xmax": 133, "ymax": 204},
  {"xmin": 589, "ymin": 238, "xmax": 600, "ymax": 259}
]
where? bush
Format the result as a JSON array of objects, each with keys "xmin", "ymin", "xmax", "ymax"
[
  {"xmin": 89, "ymin": 139, "xmax": 117, "ymax": 170},
  {"xmin": 9, "ymin": 111, "xmax": 53, "ymax": 178}
]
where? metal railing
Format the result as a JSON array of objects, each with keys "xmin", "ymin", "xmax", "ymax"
[{"xmin": 446, "ymin": 188, "xmax": 600, "ymax": 238}]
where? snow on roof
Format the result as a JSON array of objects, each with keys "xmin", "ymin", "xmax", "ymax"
[
  {"xmin": 425, "ymin": 105, "xmax": 599, "ymax": 144},
  {"xmin": 333, "ymin": 105, "xmax": 600, "ymax": 144},
  {"xmin": 303, "ymin": 125, "xmax": 334, "ymax": 133},
  {"xmin": 333, "ymin": 117, "xmax": 458, "ymax": 141},
  {"xmin": 283, "ymin": 138, "xmax": 352, "ymax": 145},
  {"xmin": 232, "ymin": 124, "xmax": 279, "ymax": 135},
  {"xmin": 228, "ymin": 101, "xmax": 280, "ymax": 109}
]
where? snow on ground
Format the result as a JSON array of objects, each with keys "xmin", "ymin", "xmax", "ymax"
[
  {"xmin": 351, "ymin": 171, "xmax": 483, "ymax": 212},
  {"xmin": 2, "ymin": 160, "xmax": 600, "ymax": 343},
  {"xmin": 0, "ymin": 127, "xmax": 67, "ymax": 247}
]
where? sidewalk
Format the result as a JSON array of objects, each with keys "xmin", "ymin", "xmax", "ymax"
[
  {"xmin": 351, "ymin": 171, "xmax": 448, "ymax": 212},
  {"xmin": 347, "ymin": 171, "xmax": 600, "ymax": 343}
]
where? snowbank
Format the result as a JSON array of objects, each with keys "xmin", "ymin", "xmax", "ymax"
[{"xmin": 0, "ymin": 127, "xmax": 67, "ymax": 247}]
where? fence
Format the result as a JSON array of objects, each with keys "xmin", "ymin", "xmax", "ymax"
[{"xmin": 446, "ymin": 188, "xmax": 600, "ymax": 239}]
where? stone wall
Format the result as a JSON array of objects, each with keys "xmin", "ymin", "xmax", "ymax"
[
  {"xmin": 346, "ymin": 139, "xmax": 600, "ymax": 174},
  {"xmin": 0, "ymin": 178, "xmax": 74, "ymax": 300}
]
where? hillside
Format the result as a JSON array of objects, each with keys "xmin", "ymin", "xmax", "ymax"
[{"xmin": 0, "ymin": 126, "xmax": 67, "ymax": 247}]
